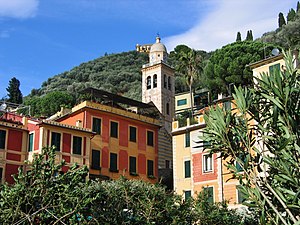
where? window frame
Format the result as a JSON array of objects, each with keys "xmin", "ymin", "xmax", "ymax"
[
  {"xmin": 91, "ymin": 149, "xmax": 101, "ymax": 170},
  {"xmin": 185, "ymin": 132, "xmax": 190, "ymax": 147},
  {"xmin": 72, "ymin": 136, "xmax": 82, "ymax": 155},
  {"xmin": 202, "ymin": 153, "xmax": 213, "ymax": 173},
  {"xmin": 153, "ymin": 74, "xmax": 157, "ymax": 88},
  {"xmin": 147, "ymin": 130, "xmax": 154, "ymax": 147},
  {"xmin": 109, "ymin": 152, "xmax": 118, "ymax": 172},
  {"xmin": 177, "ymin": 99, "xmax": 187, "ymax": 106},
  {"xmin": 110, "ymin": 121, "xmax": 119, "ymax": 138},
  {"xmin": 129, "ymin": 126, "xmax": 137, "ymax": 142},
  {"xmin": 147, "ymin": 159, "xmax": 154, "ymax": 177},
  {"xmin": 28, "ymin": 133, "xmax": 34, "ymax": 152},
  {"xmin": 129, "ymin": 156, "xmax": 137, "ymax": 175},
  {"xmin": 0, "ymin": 129, "xmax": 6, "ymax": 149},
  {"xmin": 184, "ymin": 160, "xmax": 191, "ymax": 178},
  {"xmin": 204, "ymin": 186, "xmax": 214, "ymax": 203},
  {"xmin": 92, "ymin": 117, "xmax": 102, "ymax": 135},
  {"xmin": 146, "ymin": 76, "xmax": 151, "ymax": 89},
  {"xmin": 51, "ymin": 132, "xmax": 61, "ymax": 151}
]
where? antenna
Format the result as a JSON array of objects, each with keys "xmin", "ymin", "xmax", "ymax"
[
  {"xmin": 0, "ymin": 103, "xmax": 7, "ymax": 111},
  {"xmin": 271, "ymin": 48, "xmax": 280, "ymax": 56}
]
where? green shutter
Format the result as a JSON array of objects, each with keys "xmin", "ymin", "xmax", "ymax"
[
  {"xmin": 92, "ymin": 150, "xmax": 101, "ymax": 170},
  {"xmin": 51, "ymin": 132, "xmax": 61, "ymax": 151},
  {"xmin": 185, "ymin": 132, "xmax": 190, "ymax": 147},
  {"xmin": 185, "ymin": 190, "xmax": 192, "ymax": 200},
  {"xmin": 28, "ymin": 133, "xmax": 34, "ymax": 152},
  {"xmin": 147, "ymin": 131, "xmax": 154, "ymax": 146},
  {"xmin": 204, "ymin": 187, "xmax": 214, "ymax": 203},
  {"xmin": 129, "ymin": 126, "xmax": 136, "ymax": 142},
  {"xmin": 129, "ymin": 156, "xmax": 136, "ymax": 174},
  {"xmin": 110, "ymin": 121, "xmax": 118, "ymax": 138},
  {"xmin": 147, "ymin": 160, "xmax": 154, "ymax": 176},
  {"xmin": 110, "ymin": 153, "xmax": 118, "ymax": 172},
  {"xmin": 73, "ymin": 136, "xmax": 82, "ymax": 155},
  {"xmin": 269, "ymin": 63, "xmax": 280, "ymax": 75},
  {"xmin": 185, "ymin": 160, "xmax": 191, "ymax": 178}
]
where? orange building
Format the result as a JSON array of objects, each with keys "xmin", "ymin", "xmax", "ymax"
[{"xmin": 56, "ymin": 88, "xmax": 161, "ymax": 182}]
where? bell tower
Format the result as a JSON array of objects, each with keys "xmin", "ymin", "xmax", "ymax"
[
  {"xmin": 141, "ymin": 36, "xmax": 174, "ymax": 175},
  {"xmin": 141, "ymin": 36, "xmax": 175, "ymax": 133}
]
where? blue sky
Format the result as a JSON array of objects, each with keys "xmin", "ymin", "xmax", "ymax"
[{"xmin": 0, "ymin": 0, "xmax": 297, "ymax": 99}]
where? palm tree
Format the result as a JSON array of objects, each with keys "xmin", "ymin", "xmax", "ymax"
[{"xmin": 176, "ymin": 48, "xmax": 202, "ymax": 116}]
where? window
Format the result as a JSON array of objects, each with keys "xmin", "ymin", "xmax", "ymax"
[
  {"xmin": 129, "ymin": 126, "xmax": 137, "ymax": 142},
  {"xmin": 92, "ymin": 117, "xmax": 101, "ymax": 134},
  {"xmin": 73, "ymin": 136, "xmax": 82, "ymax": 155},
  {"xmin": 236, "ymin": 154, "xmax": 246, "ymax": 172},
  {"xmin": 146, "ymin": 76, "xmax": 151, "ymax": 89},
  {"xmin": 110, "ymin": 121, "xmax": 118, "ymax": 138},
  {"xmin": 147, "ymin": 130, "xmax": 154, "ymax": 146},
  {"xmin": 164, "ymin": 74, "xmax": 167, "ymax": 88},
  {"xmin": 165, "ymin": 160, "xmax": 170, "ymax": 169},
  {"xmin": 184, "ymin": 190, "xmax": 192, "ymax": 200},
  {"xmin": 185, "ymin": 132, "xmax": 190, "ymax": 147},
  {"xmin": 269, "ymin": 63, "xmax": 280, "ymax": 75},
  {"xmin": 91, "ymin": 150, "xmax": 101, "ymax": 170},
  {"xmin": 129, "ymin": 156, "xmax": 137, "ymax": 174},
  {"xmin": 0, "ymin": 130, "xmax": 6, "ymax": 149},
  {"xmin": 147, "ymin": 160, "xmax": 154, "ymax": 176},
  {"xmin": 203, "ymin": 154, "xmax": 213, "ymax": 172},
  {"xmin": 51, "ymin": 132, "xmax": 61, "ymax": 151},
  {"xmin": 237, "ymin": 186, "xmax": 246, "ymax": 204},
  {"xmin": 110, "ymin": 153, "xmax": 118, "ymax": 172},
  {"xmin": 166, "ymin": 103, "xmax": 170, "ymax": 115},
  {"xmin": 204, "ymin": 186, "xmax": 214, "ymax": 203},
  {"xmin": 28, "ymin": 133, "xmax": 34, "ymax": 152},
  {"xmin": 184, "ymin": 160, "xmax": 191, "ymax": 178},
  {"xmin": 223, "ymin": 101, "xmax": 231, "ymax": 111},
  {"xmin": 177, "ymin": 99, "xmax": 187, "ymax": 106},
  {"xmin": 168, "ymin": 76, "xmax": 171, "ymax": 90},
  {"xmin": 153, "ymin": 74, "xmax": 157, "ymax": 88},
  {"xmin": 0, "ymin": 167, "xmax": 2, "ymax": 183}
]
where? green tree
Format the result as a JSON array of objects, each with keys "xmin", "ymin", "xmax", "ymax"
[
  {"xmin": 287, "ymin": 8, "xmax": 296, "ymax": 22},
  {"xmin": 297, "ymin": 1, "xmax": 300, "ymax": 12},
  {"xmin": 245, "ymin": 30, "xmax": 253, "ymax": 41},
  {"xmin": 0, "ymin": 146, "xmax": 91, "ymax": 224},
  {"xmin": 6, "ymin": 77, "xmax": 23, "ymax": 104},
  {"xmin": 176, "ymin": 48, "xmax": 202, "ymax": 115},
  {"xmin": 236, "ymin": 32, "xmax": 242, "ymax": 42},
  {"xmin": 203, "ymin": 41, "xmax": 276, "ymax": 97},
  {"xmin": 278, "ymin": 12, "xmax": 286, "ymax": 28},
  {"xmin": 204, "ymin": 51, "xmax": 300, "ymax": 224}
]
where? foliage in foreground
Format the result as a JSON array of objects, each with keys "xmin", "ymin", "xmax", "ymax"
[
  {"xmin": 204, "ymin": 51, "xmax": 300, "ymax": 224},
  {"xmin": 0, "ymin": 147, "xmax": 256, "ymax": 224}
]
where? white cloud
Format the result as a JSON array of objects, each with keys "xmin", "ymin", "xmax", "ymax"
[
  {"xmin": 0, "ymin": 0, "xmax": 39, "ymax": 19},
  {"xmin": 165, "ymin": 0, "xmax": 296, "ymax": 52}
]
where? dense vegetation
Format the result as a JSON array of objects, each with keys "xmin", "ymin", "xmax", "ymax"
[
  {"xmin": 0, "ymin": 146, "xmax": 257, "ymax": 224},
  {"xmin": 204, "ymin": 51, "xmax": 300, "ymax": 224}
]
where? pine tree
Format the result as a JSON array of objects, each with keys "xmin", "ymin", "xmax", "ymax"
[
  {"xmin": 245, "ymin": 30, "xmax": 253, "ymax": 41},
  {"xmin": 236, "ymin": 32, "xmax": 241, "ymax": 42},
  {"xmin": 297, "ymin": 1, "xmax": 300, "ymax": 12},
  {"xmin": 278, "ymin": 12, "xmax": 286, "ymax": 28},
  {"xmin": 287, "ymin": 8, "xmax": 296, "ymax": 22},
  {"xmin": 6, "ymin": 77, "xmax": 23, "ymax": 104}
]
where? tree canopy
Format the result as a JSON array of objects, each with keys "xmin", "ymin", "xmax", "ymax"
[
  {"xmin": 6, "ymin": 77, "xmax": 23, "ymax": 104},
  {"xmin": 204, "ymin": 51, "xmax": 300, "ymax": 224},
  {"xmin": 0, "ymin": 146, "xmax": 257, "ymax": 224},
  {"xmin": 203, "ymin": 41, "xmax": 277, "ymax": 97}
]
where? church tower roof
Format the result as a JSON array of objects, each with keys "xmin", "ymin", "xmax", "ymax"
[{"xmin": 150, "ymin": 36, "xmax": 167, "ymax": 53}]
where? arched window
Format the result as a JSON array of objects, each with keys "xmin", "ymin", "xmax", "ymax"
[
  {"xmin": 153, "ymin": 74, "xmax": 157, "ymax": 88},
  {"xmin": 166, "ymin": 103, "xmax": 170, "ymax": 115},
  {"xmin": 164, "ymin": 74, "xmax": 167, "ymax": 88},
  {"xmin": 146, "ymin": 76, "xmax": 151, "ymax": 89},
  {"xmin": 168, "ymin": 76, "xmax": 171, "ymax": 90}
]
